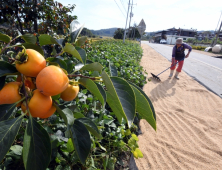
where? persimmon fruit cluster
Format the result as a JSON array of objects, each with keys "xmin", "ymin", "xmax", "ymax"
[{"xmin": 0, "ymin": 49, "xmax": 80, "ymax": 118}]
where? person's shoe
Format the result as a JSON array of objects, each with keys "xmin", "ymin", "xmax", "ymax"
[
  {"xmin": 169, "ymin": 70, "xmax": 174, "ymax": 78},
  {"xmin": 174, "ymin": 71, "xmax": 180, "ymax": 79},
  {"xmin": 175, "ymin": 76, "xmax": 179, "ymax": 79}
]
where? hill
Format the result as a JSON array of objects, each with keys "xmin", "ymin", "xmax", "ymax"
[{"xmin": 90, "ymin": 28, "xmax": 118, "ymax": 37}]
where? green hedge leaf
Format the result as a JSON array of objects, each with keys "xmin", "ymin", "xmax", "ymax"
[
  {"xmin": 21, "ymin": 34, "xmax": 37, "ymax": 44},
  {"xmin": 101, "ymin": 71, "xmax": 136, "ymax": 127},
  {"xmin": 0, "ymin": 76, "xmax": 6, "ymax": 90},
  {"xmin": 78, "ymin": 78, "xmax": 106, "ymax": 107},
  {"xmin": 128, "ymin": 81, "xmax": 156, "ymax": 122},
  {"xmin": 39, "ymin": 34, "xmax": 59, "ymax": 46},
  {"xmin": 107, "ymin": 157, "xmax": 116, "ymax": 170},
  {"xmin": 54, "ymin": 105, "xmax": 74, "ymax": 126},
  {"xmin": 0, "ymin": 61, "xmax": 18, "ymax": 77},
  {"xmin": 0, "ymin": 33, "xmax": 11, "ymax": 43},
  {"xmin": 23, "ymin": 117, "xmax": 51, "ymax": 170},
  {"xmin": 70, "ymin": 119, "xmax": 91, "ymax": 164},
  {"xmin": 77, "ymin": 118, "xmax": 102, "ymax": 139},
  {"xmin": 46, "ymin": 57, "xmax": 67, "ymax": 70},
  {"xmin": 67, "ymin": 138, "xmax": 74, "ymax": 152},
  {"xmin": 0, "ymin": 115, "xmax": 23, "ymax": 162},
  {"xmin": 63, "ymin": 43, "xmax": 83, "ymax": 63},
  {"xmin": 10, "ymin": 145, "xmax": 23, "ymax": 155},
  {"xmin": 133, "ymin": 148, "xmax": 143, "ymax": 159}
]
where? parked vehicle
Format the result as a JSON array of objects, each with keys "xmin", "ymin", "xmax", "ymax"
[{"xmin": 160, "ymin": 39, "xmax": 167, "ymax": 44}]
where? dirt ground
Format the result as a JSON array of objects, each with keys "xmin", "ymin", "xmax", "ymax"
[{"xmin": 135, "ymin": 43, "xmax": 222, "ymax": 170}]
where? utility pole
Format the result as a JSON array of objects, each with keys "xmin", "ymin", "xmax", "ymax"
[
  {"xmin": 133, "ymin": 25, "xmax": 136, "ymax": 39},
  {"xmin": 128, "ymin": 0, "xmax": 133, "ymax": 38},
  {"xmin": 213, "ymin": 20, "xmax": 222, "ymax": 46},
  {"xmin": 123, "ymin": 0, "xmax": 130, "ymax": 43}
]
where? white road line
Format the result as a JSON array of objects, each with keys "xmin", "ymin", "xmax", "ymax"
[{"xmin": 189, "ymin": 58, "xmax": 222, "ymax": 72}]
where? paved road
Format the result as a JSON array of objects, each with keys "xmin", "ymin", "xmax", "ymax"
[{"xmin": 142, "ymin": 41, "xmax": 222, "ymax": 98}]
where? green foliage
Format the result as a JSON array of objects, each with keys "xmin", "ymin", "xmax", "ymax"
[
  {"xmin": 113, "ymin": 28, "xmax": 124, "ymax": 39},
  {"xmin": 186, "ymin": 38, "xmax": 195, "ymax": 44},
  {"xmin": 80, "ymin": 28, "xmax": 94, "ymax": 37},
  {"xmin": 191, "ymin": 45, "xmax": 206, "ymax": 50},
  {"xmin": 0, "ymin": 20, "xmax": 156, "ymax": 169},
  {"xmin": 128, "ymin": 28, "xmax": 141, "ymax": 39},
  {"xmin": 23, "ymin": 117, "xmax": 51, "ymax": 170},
  {"xmin": 0, "ymin": 0, "xmax": 77, "ymax": 35},
  {"xmin": 86, "ymin": 39, "xmax": 147, "ymax": 87}
]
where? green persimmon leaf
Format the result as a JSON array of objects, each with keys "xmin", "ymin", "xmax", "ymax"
[
  {"xmin": 78, "ymin": 78, "xmax": 106, "ymax": 107},
  {"xmin": 0, "ymin": 115, "xmax": 23, "ymax": 162},
  {"xmin": 22, "ymin": 43, "xmax": 44, "ymax": 56},
  {"xmin": 0, "ymin": 61, "xmax": 18, "ymax": 77},
  {"xmin": 101, "ymin": 71, "xmax": 136, "ymax": 128},
  {"xmin": 77, "ymin": 118, "xmax": 102, "ymax": 139},
  {"xmin": 21, "ymin": 34, "xmax": 37, "ymax": 44},
  {"xmin": 63, "ymin": 43, "xmax": 83, "ymax": 63},
  {"xmin": 39, "ymin": 34, "xmax": 59, "ymax": 46},
  {"xmin": 0, "ymin": 32, "xmax": 11, "ymax": 43},
  {"xmin": 46, "ymin": 57, "xmax": 67, "ymax": 70},
  {"xmin": 0, "ymin": 97, "xmax": 25, "ymax": 121},
  {"xmin": 0, "ymin": 76, "xmax": 6, "ymax": 90},
  {"xmin": 75, "ymin": 47, "xmax": 86, "ymax": 64},
  {"xmin": 109, "ymin": 63, "xmax": 118, "ymax": 77},
  {"xmin": 54, "ymin": 105, "xmax": 74, "ymax": 126},
  {"xmin": 23, "ymin": 117, "xmax": 51, "ymax": 170},
  {"xmin": 70, "ymin": 119, "xmax": 91, "ymax": 164},
  {"xmin": 128, "ymin": 81, "xmax": 156, "ymax": 130},
  {"xmin": 80, "ymin": 62, "xmax": 103, "ymax": 72}
]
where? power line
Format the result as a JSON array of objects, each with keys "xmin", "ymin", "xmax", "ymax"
[
  {"xmin": 113, "ymin": 0, "xmax": 126, "ymax": 18},
  {"xmin": 120, "ymin": 0, "xmax": 127, "ymax": 13}
]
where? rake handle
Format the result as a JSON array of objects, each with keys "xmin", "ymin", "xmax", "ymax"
[{"xmin": 156, "ymin": 59, "xmax": 184, "ymax": 76}]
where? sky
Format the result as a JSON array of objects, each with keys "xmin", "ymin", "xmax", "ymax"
[{"xmin": 62, "ymin": 0, "xmax": 222, "ymax": 32}]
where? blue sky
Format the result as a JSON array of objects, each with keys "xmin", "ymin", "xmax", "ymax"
[{"xmin": 62, "ymin": 0, "xmax": 222, "ymax": 32}]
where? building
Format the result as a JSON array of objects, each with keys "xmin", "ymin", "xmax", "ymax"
[
  {"xmin": 154, "ymin": 28, "xmax": 197, "ymax": 44},
  {"xmin": 196, "ymin": 31, "xmax": 222, "ymax": 41}
]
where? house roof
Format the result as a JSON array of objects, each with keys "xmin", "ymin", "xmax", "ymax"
[
  {"xmin": 179, "ymin": 28, "xmax": 196, "ymax": 32},
  {"xmin": 154, "ymin": 28, "xmax": 197, "ymax": 33}
]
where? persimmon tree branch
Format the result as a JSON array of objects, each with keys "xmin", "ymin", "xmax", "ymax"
[
  {"xmin": 53, "ymin": 50, "xmax": 63, "ymax": 58},
  {"xmin": 68, "ymin": 74, "xmax": 101, "ymax": 80},
  {"xmin": 0, "ymin": 36, "xmax": 19, "ymax": 54},
  {"xmin": 21, "ymin": 74, "xmax": 30, "ymax": 115}
]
